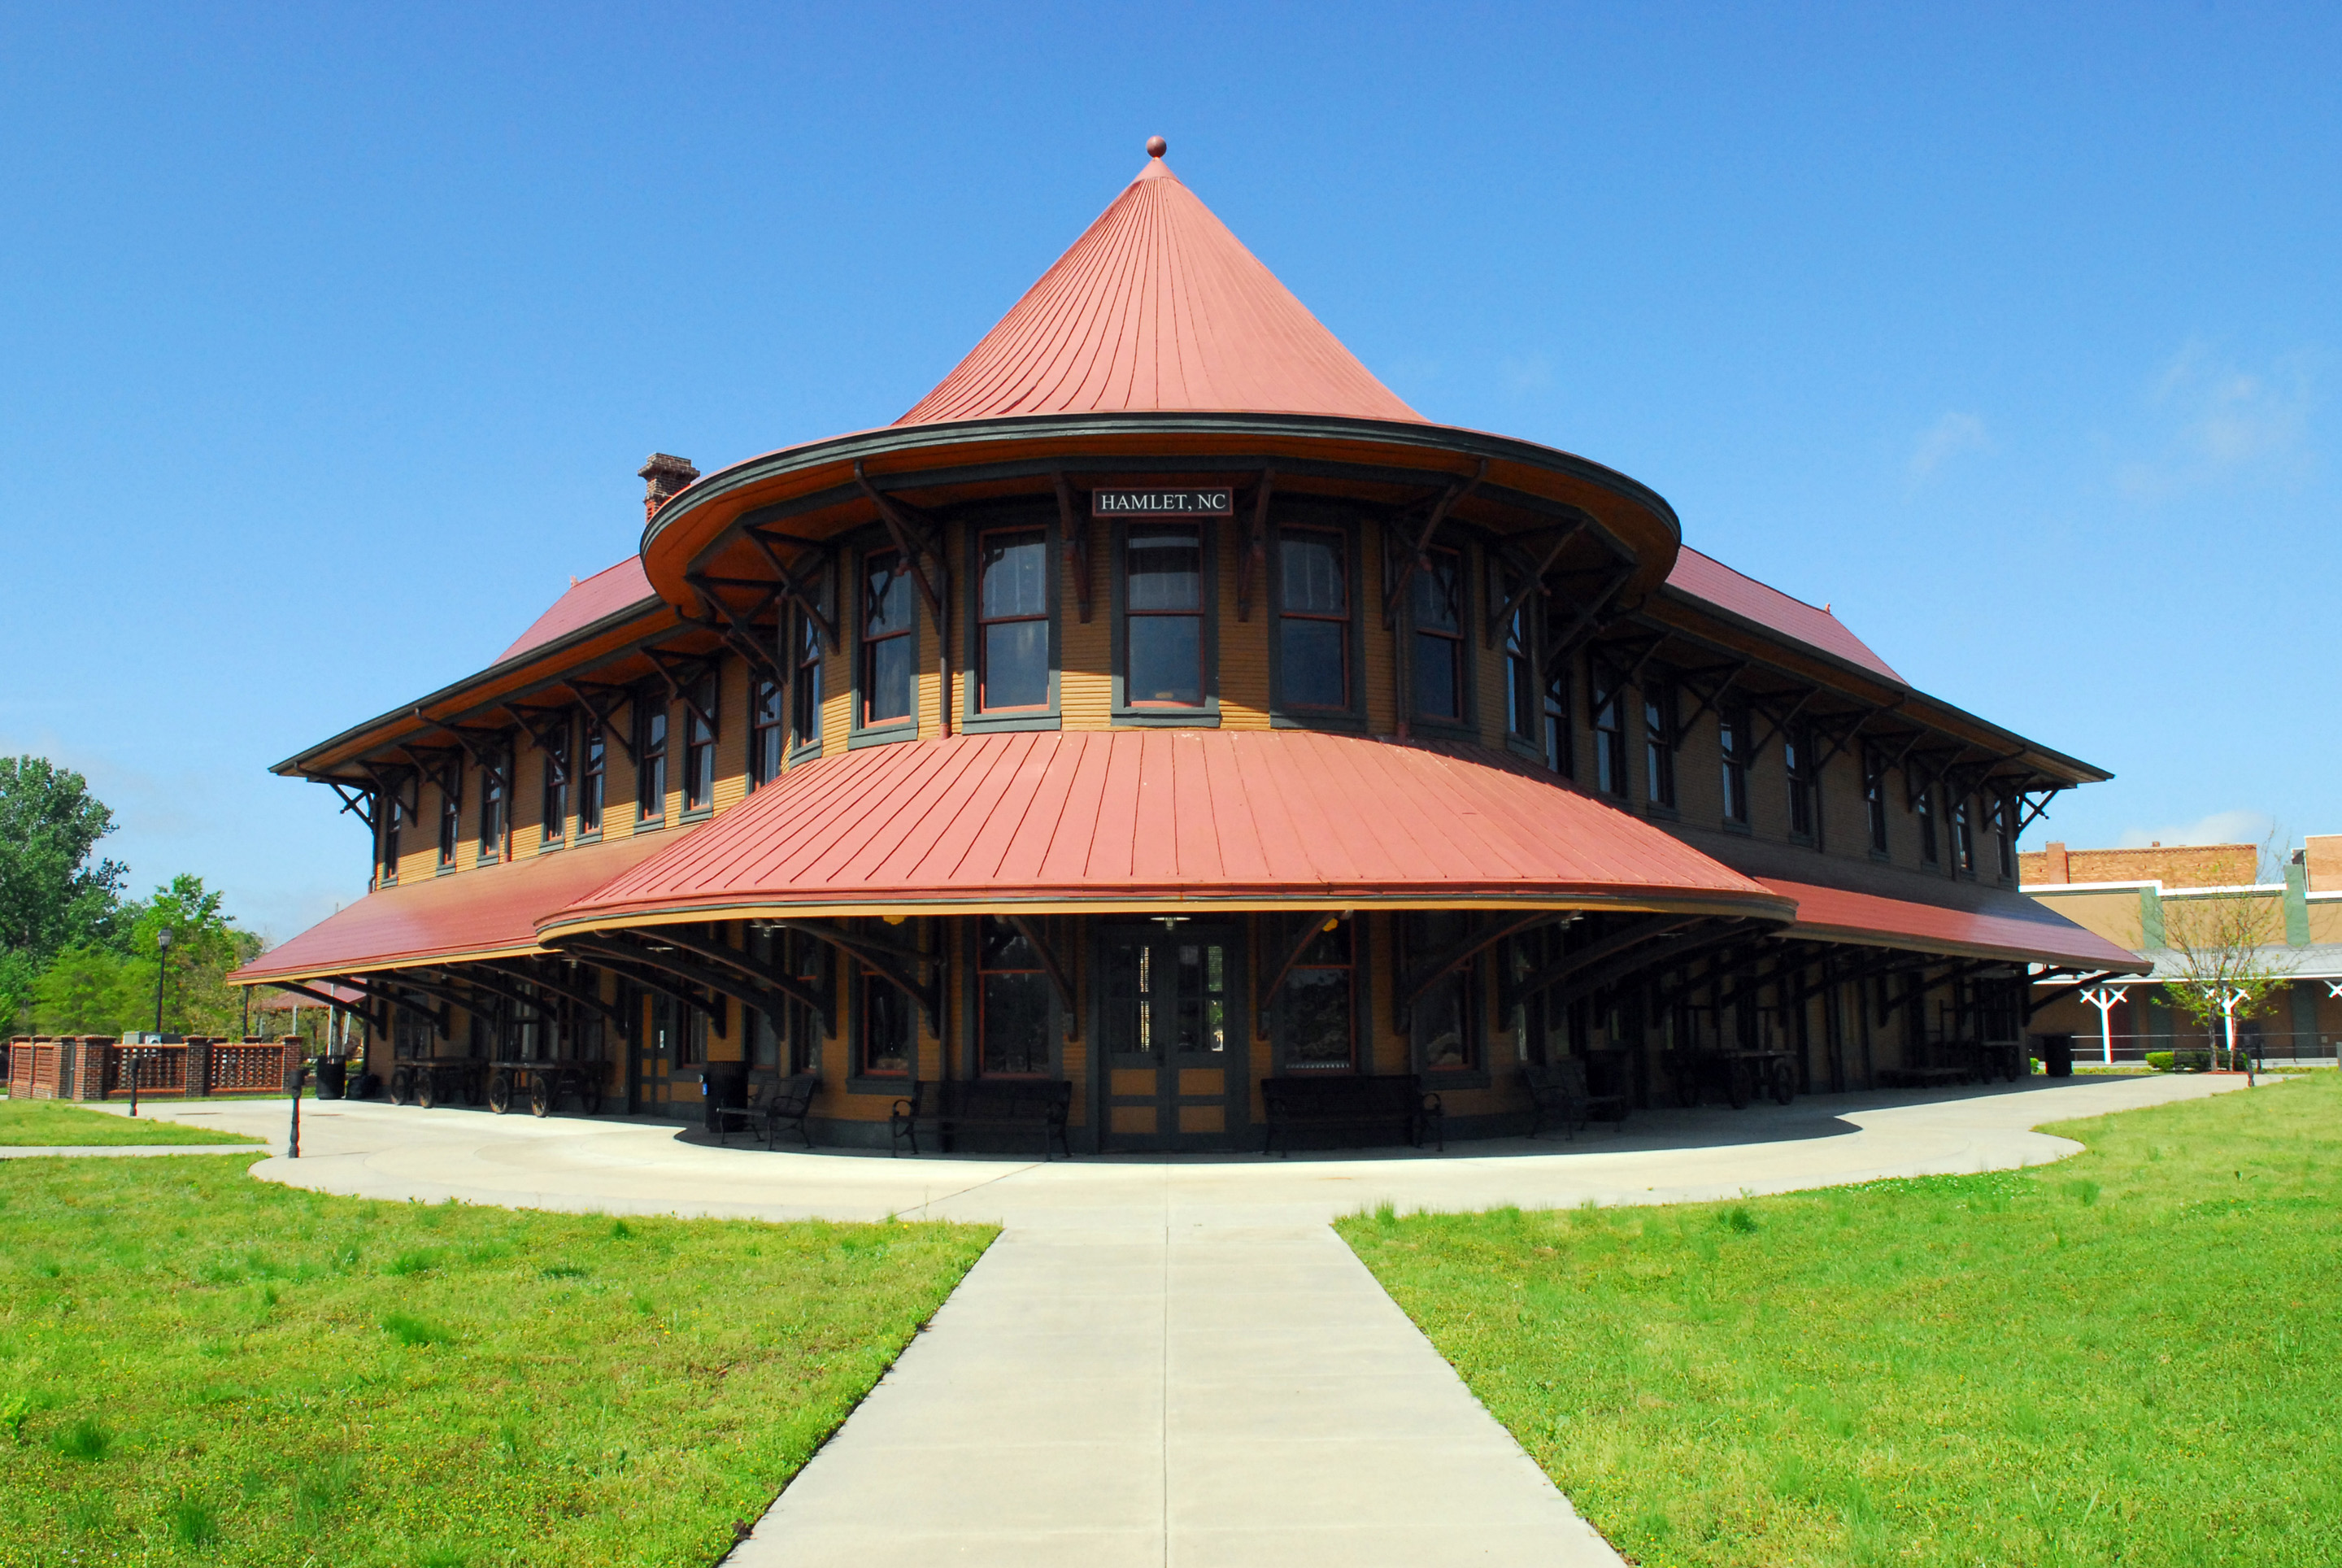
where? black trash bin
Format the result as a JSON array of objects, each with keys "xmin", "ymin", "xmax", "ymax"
[
  {"xmin": 700, "ymin": 1065, "xmax": 749, "ymax": 1132},
  {"xmin": 2033, "ymin": 1033, "xmax": 2074, "ymax": 1078},
  {"xmin": 315, "ymin": 1059, "xmax": 348, "ymax": 1100}
]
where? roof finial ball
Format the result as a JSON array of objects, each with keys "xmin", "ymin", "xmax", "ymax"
[{"xmin": 1146, "ymin": 135, "xmax": 1168, "ymax": 159}]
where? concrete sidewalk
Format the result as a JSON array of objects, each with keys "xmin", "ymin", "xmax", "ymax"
[{"xmin": 109, "ymin": 1074, "xmax": 2252, "ymax": 1566}]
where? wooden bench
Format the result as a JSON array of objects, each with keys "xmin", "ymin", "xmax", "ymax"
[
  {"xmin": 1260, "ymin": 1074, "xmax": 1443, "ymax": 1156},
  {"xmin": 1524, "ymin": 1058, "xmax": 1630, "ymax": 1139},
  {"xmin": 890, "ymin": 1078, "xmax": 1071, "ymax": 1161},
  {"xmin": 713, "ymin": 1074, "xmax": 818, "ymax": 1149}
]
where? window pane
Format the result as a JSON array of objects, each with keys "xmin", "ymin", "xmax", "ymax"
[
  {"xmin": 865, "ymin": 555, "xmax": 913, "ymax": 637},
  {"xmin": 981, "ymin": 915, "xmax": 1038, "ymax": 970},
  {"xmin": 1279, "ymin": 533, "xmax": 1345, "ymax": 614},
  {"xmin": 1279, "ymin": 618, "xmax": 1346, "ymax": 709},
  {"xmin": 982, "ymin": 620, "xmax": 1049, "ymax": 710},
  {"xmin": 980, "ymin": 531, "xmax": 1048, "ymax": 618},
  {"xmin": 1416, "ymin": 973, "xmax": 1470, "ymax": 1069},
  {"xmin": 862, "ymin": 979, "xmax": 912, "ymax": 1074},
  {"xmin": 981, "ymin": 972, "xmax": 1052, "ymax": 1075},
  {"xmin": 1411, "ymin": 553, "xmax": 1460, "ymax": 633},
  {"xmin": 1128, "ymin": 616, "xmax": 1202, "ymax": 705},
  {"xmin": 1125, "ymin": 525, "xmax": 1199, "ymax": 610},
  {"xmin": 1413, "ymin": 634, "xmax": 1460, "ymax": 721},
  {"xmin": 867, "ymin": 633, "xmax": 913, "ymax": 724},
  {"xmin": 1282, "ymin": 969, "xmax": 1352, "ymax": 1068}
]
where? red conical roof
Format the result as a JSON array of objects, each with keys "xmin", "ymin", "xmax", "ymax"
[{"xmin": 898, "ymin": 148, "xmax": 1422, "ymax": 426}]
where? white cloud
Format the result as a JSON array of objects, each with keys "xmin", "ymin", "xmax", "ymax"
[
  {"xmin": 1907, "ymin": 411, "xmax": 1992, "ymax": 489},
  {"xmin": 2113, "ymin": 809, "xmax": 2274, "ymax": 850},
  {"xmin": 2114, "ymin": 342, "xmax": 2317, "ymax": 501}
]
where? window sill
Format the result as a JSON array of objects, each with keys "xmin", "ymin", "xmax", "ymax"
[
  {"xmin": 1272, "ymin": 709, "xmax": 1368, "ymax": 734},
  {"xmin": 1501, "ymin": 734, "xmax": 1547, "ymax": 766},
  {"xmin": 1721, "ymin": 819, "xmax": 1753, "ymax": 836},
  {"xmin": 633, "ymin": 817, "xmax": 668, "ymax": 835},
  {"xmin": 679, "ymin": 807, "xmax": 714, "ymax": 824},
  {"xmin": 847, "ymin": 1074, "xmax": 916, "ymax": 1097},
  {"xmin": 1868, "ymin": 847, "xmax": 1892, "ymax": 863},
  {"xmin": 847, "ymin": 725, "xmax": 918, "ymax": 751},
  {"xmin": 787, "ymin": 743, "xmax": 824, "ymax": 767},
  {"xmin": 1406, "ymin": 717, "xmax": 1477, "ymax": 743},
  {"xmin": 961, "ymin": 711, "xmax": 1062, "ymax": 734},
  {"xmin": 575, "ymin": 830, "xmax": 603, "ymax": 847},
  {"xmin": 1643, "ymin": 804, "xmax": 1681, "ymax": 823},
  {"xmin": 434, "ymin": 861, "xmax": 460, "ymax": 878},
  {"xmin": 1111, "ymin": 708, "xmax": 1221, "ymax": 728}
]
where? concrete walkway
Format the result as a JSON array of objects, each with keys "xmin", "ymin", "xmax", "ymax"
[{"xmin": 107, "ymin": 1074, "xmax": 2249, "ymax": 1566}]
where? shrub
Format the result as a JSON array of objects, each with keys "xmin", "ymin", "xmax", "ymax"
[
  {"xmin": 2145, "ymin": 1051, "xmax": 2174, "ymax": 1073},
  {"xmin": 2174, "ymin": 1048, "xmax": 2213, "ymax": 1073}
]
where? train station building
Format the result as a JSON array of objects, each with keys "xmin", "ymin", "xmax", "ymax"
[{"xmin": 233, "ymin": 142, "xmax": 2141, "ymax": 1149}]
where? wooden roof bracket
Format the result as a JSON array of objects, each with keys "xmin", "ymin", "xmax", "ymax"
[
  {"xmin": 413, "ymin": 708, "xmax": 512, "ymax": 800},
  {"xmin": 1904, "ymin": 744, "xmax": 1972, "ymax": 810},
  {"xmin": 2026, "ymin": 969, "xmax": 2118, "ymax": 1020},
  {"xmin": 742, "ymin": 526, "xmax": 840, "ymax": 653},
  {"xmin": 324, "ymin": 779, "xmax": 377, "ymax": 833},
  {"xmin": 633, "ymin": 926, "xmax": 833, "ymax": 1034},
  {"xmin": 2016, "ymin": 784, "xmax": 2069, "ymax": 837},
  {"xmin": 1482, "ymin": 517, "xmax": 1585, "ymax": 648},
  {"xmin": 1006, "ymin": 915, "xmax": 1082, "ymax": 1041},
  {"xmin": 266, "ymin": 978, "xmax": 388, "ymax": 1036},
  {"xmin": 468, "ymin": 958, "xmax": 638, "ymax": 1039},
  {"xmin": 323, "ymin": 973, "xmax": 446, "ymax": 1038},
  {"xmin": 1381, "ymin": 462, "xmax": 1486, "ymax": 629},
  {"xmin": 554, "ymin": 938, "xmax": 731, "ymax": 1037},
  {"xmin": 853, "ymin": 460, "xmax": 947, "ymax": 627},
  {"xmin": 359, "ymin": 760, "xmax": 420, "ymax": 823},
  {"xmin": 642, "ymin": 647, "xmax": 723, "ymax": 734},
  {"xmin": 1395, "ymin": 911, "xmax": 1564, "ymax": 1028},
  {"xmin": 1501, "ymin": 914, "xmax": 1697, "ymax": 1013},
  {"xmin": 1540, "ymin": 560, "xmax": 1637, "ymax": 677},
  {"xmin": 1051, "ymin": 471, "xmax": 1095, "ymax": 624},
  {"xmin": 1258, "ymin": 909, "xmax": 1352, "ymax": 1018},
  {"xmin": 683, "ymin": 574, "xmax": 789, "ymax": 686},
  {"xmin": 1557, "ymin": 921, "xmax": 1757, "ymax": 1017},
  {"xmin": 769, "ymin": 917, "xmax": 940, "ymax": 1033},
  {"xmin": 1809, "ymin": 695, "xmax": 1906, "ymax": 776},
  {"xmin": 1741, "ymin": 685, "xmax": 1819, "ymax": 765},
  {"xmin": 1671, "ymin": 660, "xmax": 1750, "ymax": 734},
  {"xmin": 500, "ymin": 704, "xmax": 576, "ymax": 782},
  {"xmin": 565, "ymin": 682, "xmax": 638, "ymax": 765}
]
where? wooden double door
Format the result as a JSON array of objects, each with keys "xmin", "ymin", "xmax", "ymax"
[{"xmin": 1096, "ymin": 923, "xmax": 1248, "ymax": 1151}]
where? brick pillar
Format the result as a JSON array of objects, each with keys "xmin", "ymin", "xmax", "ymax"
[
  {"xmin": 186, "ymin": 1037, "xmax": 212, "ymax": 1098},
  {"xmin": 279, "ymin": 1035, "xmax": 306, "ymax": 1093},
  {"xmin": 70, "ymin": 1038, "xmax": 112, "ymax": 1100}
]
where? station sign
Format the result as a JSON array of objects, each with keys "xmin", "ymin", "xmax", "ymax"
[{"xmin": 1090, "ymin": 487, "xmax": 1236, "ymax": 519}]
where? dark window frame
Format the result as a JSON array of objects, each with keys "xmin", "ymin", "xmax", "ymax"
[
  {"xmin": 790, "ymin": 603, "xmax": 827, "ymax": 761},
  {"xmin": 749, "ymin": 674, "xmax": 784, "ymax": 789},
  {"xmin": 1403, "ymin": 912, "xmax": 1489, "ymax": 1087},
  {"xmin": 961, "ymin": 511, "xmax": 1063, "ymax": 733},
  {"xmin": 1643, "ymin": 676, "xmax": 1678, "ymax": 814},
  {"xmin": 577, "ymin": 717, "xmax": 606, "ymax": 840},
  {"xmin": 1271, "ymin": 914, "xmax": 1362, "ymax": 1074},
  {"xmin": 1915, "ymin": 777, "xmax": 1940, "ymax": 866},
  {"xmin": 1785, "ymin": 722, "xmax": 1817, "ymax": 843},
  {"xmin": 476, "ymin": 746, "xmax": 507, "ymax": 864},
  {"xmin": 1405, "ymin": 542, "xmax": 1473, "ymax": 733},
  {"xmin": 681, "ymin": 669, "xmax": 719, "ymax": 818},
  {"xmin": 1993, "ymin": 793, "xmax": 2016, "ymax": 882},
  {"xmin": 539, "ymin": 716, "xmax": 569, "ymax": 847},
  {"xmin": 1952, "ymin": 794, "xmax": 1977, "ymax": 879},
  {"xmin": 1719, "ymin": 703, "xmax": 1751, "ymax": 829},
  {"xmin": 1267, "ymin": 512, "xmax": 1365, "ymax": 731},
  {"xmin": 1863, "ymin": 746, "xmax": 1890, "ymax": 856},
  {"xmin": 1591, "ymin": 664, "xmax": 1630, "ymax": 799},
  {"xmin": 852, "ymin": 545, "xmax": 921, "ymax": 746},
  {"xmin": 379, "ymin": 789, "xmax": 403, "ymax": 884},
  {"xmin": 1542, "ymin": 653, "xmax": 1574, "ymax": 777},
  {"xmin": 635, "ymin": 690, "xmax": 669, "ymax": 827},
  {"xmin": 436, "ymin": 762, "xmax": 462, "ymax": 872},
  {"xmin": 853, "ymin": 965, "xmax": 916, "ymax": 1082},
  {"xmin": 965, "ymin": 917, "xmax": 1058, "ymax": 1078},
  {"xmin": 1110, "ymin": 517, "xmax": 1221, "ymax": 725}
]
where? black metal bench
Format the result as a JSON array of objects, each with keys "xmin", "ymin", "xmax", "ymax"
[
  {"xmin": 714, "ymin": 1074, "xmax": 818, "ymax": 1149},
  {"xmin": 890, "ymin": 1078, "xmax": 1071, "ymax": 1160},
  {"xmin": 1260, "ymin": 1074, "xmax": 1443, "ymax": 1156},
  {"xmin": 1524, "ymin": 1058, "xmax": 1630, "ymax": 1139}
]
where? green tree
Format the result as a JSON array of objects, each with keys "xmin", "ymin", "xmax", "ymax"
[
  {"xmin": 0, "ymin": 756, "xmax": 128, "ymax": 1026},
  {"xmin": 29, "ymin": 946, "xmax": 141, "ymax": 1035}
]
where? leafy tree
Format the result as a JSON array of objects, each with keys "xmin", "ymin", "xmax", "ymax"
[
  {"xmin": 2160, "ymin": 891, "xmax": 2296, "ymax": 1070},
  {"xmin": 29, "ymin": 946, "xmax": 141, "ymax": 1035},
  {"xmin": 0, "ymin": 757, "xmax": 128, "ymax": 1026}
]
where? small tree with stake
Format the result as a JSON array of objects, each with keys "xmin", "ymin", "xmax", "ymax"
[{"xmin": 2158, "ymin": 891, "xmax": 2294, "ymax": 1080}]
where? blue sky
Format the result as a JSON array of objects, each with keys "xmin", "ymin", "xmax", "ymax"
[{"xmin": 2, "ymin": 3, "xmax": 2335, "ymax": 940}]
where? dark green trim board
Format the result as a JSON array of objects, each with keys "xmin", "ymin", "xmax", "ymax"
[{"xmin": 2285, "ymin": 861, "xmax": 2311, "ymax": 946}]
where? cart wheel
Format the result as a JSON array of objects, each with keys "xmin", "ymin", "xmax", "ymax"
[
  {"xmin": 529, "ymin": 1074, "xmax": 553, "ymax": 1117},
  {"xmin": 416, "ymin": 1073, "xmax": 440, "ymax": 1110},
  {"xmin": 486, "ymin": 1072, "xmax": 513, "ymax": 1114},
  {"xmin": 1726, "ymin": 1061, "xmax": 1753, "ymax": 1110},
  {"xmin": 579, "ymin": 1082, "xmax": 603, "ymax": 1117},
  {"xmin": 1769, "ymin": 1061, "xmax": 1796, "ymax": 1105},
  {"xmin": 389, "ymin": 1068, "xmax": 412, "ymax": 1107}
]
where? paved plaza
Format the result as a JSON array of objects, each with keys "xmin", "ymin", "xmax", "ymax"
[{"xmin": 102, "ymin": 1074, "xmax": 2246, "ymax": 1566}]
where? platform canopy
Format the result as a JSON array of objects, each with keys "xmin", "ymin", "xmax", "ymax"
[
  {"xmin": 535, "ymin": 729, "xmax": 1797, "ymax": 935},
  {"xmin": 1762, "ymin": 876, "xmax": 2147, "ymax": 973}
]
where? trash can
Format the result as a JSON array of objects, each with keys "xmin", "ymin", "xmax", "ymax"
[
  {"xmin": 315, "ymin": 1059, "xmax": 348, "ymax": 1100},
  {"xmin": 700, "ymin": 1065, "xmax": 748, "ymax": 1132},
  {"xmin": 2032, "ymin": 1033, "xmax": 2074, "ymax": 1079}
]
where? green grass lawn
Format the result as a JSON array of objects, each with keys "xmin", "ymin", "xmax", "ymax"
[
  {"xmin": 0, "ymin": 1155, "xmax": 992, "ymax": 1566},
  {"xmin": 0, "ymin": 1099, "xmax": 262, "ymax": 1147},
  {"xmin": 1341, "ymin": 1076, "xmax": 2342, "ymax": 1568}
]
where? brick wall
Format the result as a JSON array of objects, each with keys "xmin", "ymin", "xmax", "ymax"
[{"xmin": 2019, "ymin": 840, "xmax": 2256, "ymax": 889}]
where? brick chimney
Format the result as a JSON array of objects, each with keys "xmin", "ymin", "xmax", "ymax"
[
  {"xmin": 2040, "ymin": 840, "xmax": 2070, "ymax": 885},
  {"xmin": 638, "ymin": 454, "xmax": 699, "ymax": 523}
]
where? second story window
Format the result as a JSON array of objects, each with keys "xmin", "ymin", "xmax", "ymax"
[
  {"xmin": 1994, "ymin": 795, "xmax": 2015, "ymax": 879},
  {"xmin": 541, "ymin": 721, "xmax": 568, "ymax": 844},
  {"xmin": 1719, "ymin": 704, "xmax": 1750, "ymax": 825},
  {"xmin": 1502, "ymin": 595, "xmax": 1535, "ymax": 743},
  {"xmin": 750, "ymin": 677, "xmax": 783, "ymax": 787},
  {"xmin": 1917, "ymin": 781, "xmax": 1939, "ymax": 865},
  {"xmin": 478, "ymin": 752, "xmax": 506, "ymax": 860},
  {"xmin": 1410, "ymin": 546, "xmax": 1465, "ymax": 725},
  {"xmin": 578, "ymin": 720, "xmax": 605, "ymax": 835},
  {"xmin": 1643, "ymin": 679, "xmax": 1677, "ymax": 810},
  {"xmin": 437, "ymin": 763, "xmax": 461, "ymax": 868},
  {"xmin": 1124, "ymin": 524, "xmax": 1204, "ymax": 707},
  {"xmin": 1952, "ymin": 795, "xmax": 1976, "ymax": 877},
  {"xmin": 1786, "ymin": 725, "xmax": 1816, "ymax": 840},
  {"xmin": 793, "ymin": 612, "xmax": 824, "ymax": 751},
  {"xmin": 681, "ymin": 674, "xmax": 716, "ymax": 812},
  {"xmin": 381, "ymin": 791, "xmax": 403, "ymax": 881},
  {"xmin": 1591, "ymin": 667, "xmax": 1628, "ymax": 797},
  {"xmin": 638, "ymin": 700, "xmax": 668, "ymax": 822},
  {"xmin": 861, "ymin": 550, "xmax": 916, "ymax": 728},
  {"xmin": 977, "ymin": 527, "xmax": 1051, "ymax": 712},
  {"xmin": 1278, "ymin": 527, "xmax": 1350, "ymax": 712},
  {"xmin": 1543, "ymin": 664, "xmax": 1571, "ymax": 776},
  {"xmin": 1864, "ymin": 747, "xmax": 1889, "ymax": 853}
]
